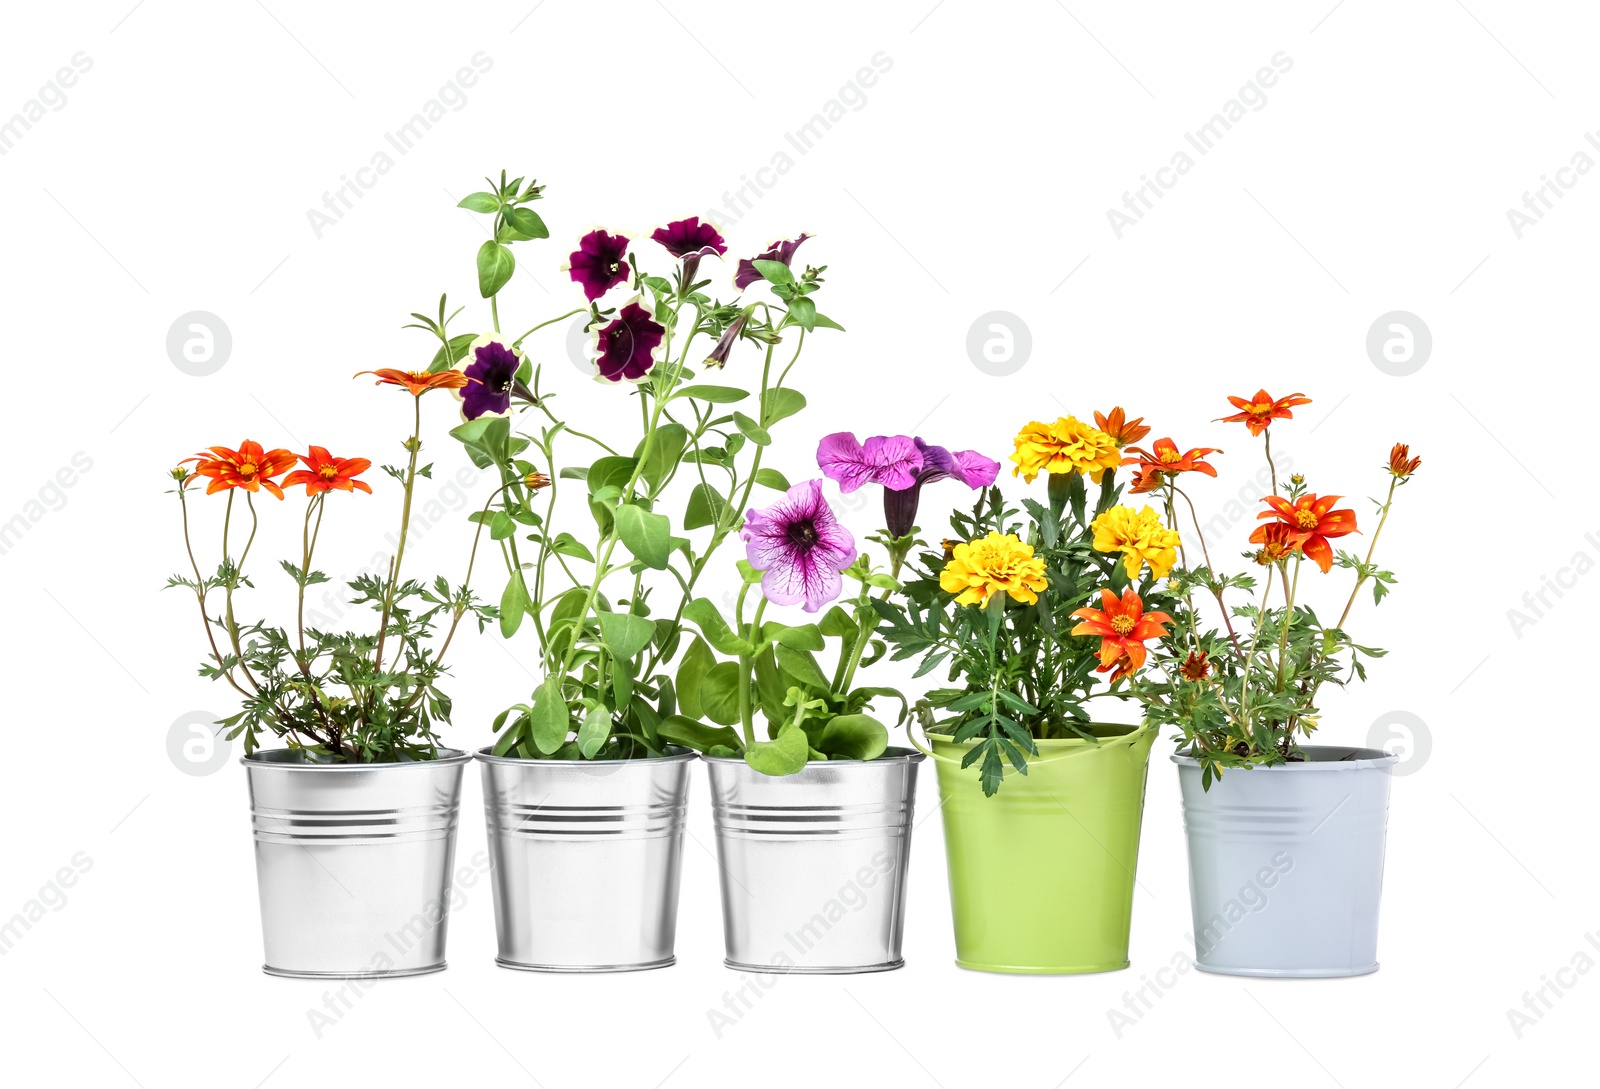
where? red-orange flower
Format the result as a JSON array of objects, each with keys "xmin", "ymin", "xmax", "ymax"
[
  {"xmin": 1388, "ymin": 443, "xmax": 1421, "ymax": 479},
  {"xmin": 355, "ymin": 369, "xmax": 473, "ymax": 396},
  {"xmin": 1123, "ymin": 437, "xmax": 1220, "ymax": 479},
  {"xmin": 1218, "ymin": 390, "xmax": 1311, "ymax": 436},
  {"xmin": 1070, "ymin": 587, "xmax": 1173, "ymax": 683},
  {"xmin": 282, "ymin": 447, "xmax": 372, "ymax": 496},
  {"xmin": 1252, "ymin": 493, "xmax": 1358, "ymax": 573},
  {"xmin": 1093, "ymin": 407, "xmax": 1151, "ymax": 447},
  {"xmin": 1250, "ymin": 522, "xmax": 1301, "ymax": 566},
  {"xmin": 182, "ymin": 441, "xmax": 298, "ymax": 499},
  {"xmin": 1180, "ymin": 650, "xmax": 1211, "ymax": 681}
]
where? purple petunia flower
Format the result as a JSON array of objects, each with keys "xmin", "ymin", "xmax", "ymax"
[
  {"xmin": 817, "ymin": 433, "xmax": 1000, "ymax": 538},
  {"xmin": 567, "ymin": 229, "xmax": 632, "ymax": 301},
  {"xmin": 460, "ymin": 335, "xmax": 523, "ymax": 419},
  {"xmin": 734, "ymin": 233, "xmax": 811, "ymax": 290},
  {"xmin": 651, "ymin": 217, "xmax": 727, "ymax": 260},
  {"xmin": 741, "ymin": 479, "xmax": 858, "ymax": 613},
  {"xmin": 594, "ymin": 302, "xmax": 665, "ymax": 382}
]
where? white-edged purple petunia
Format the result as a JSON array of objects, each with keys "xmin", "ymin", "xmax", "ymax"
[{"xmin": 740, "ymin": 479, "xmax": 858, "ymax": 613}]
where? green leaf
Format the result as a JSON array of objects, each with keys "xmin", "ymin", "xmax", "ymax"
[
  {"xmin": 576, "ymin": 701, "xmax": 612, "ymax": 759},
  {"xmin": 745, "ymin": 722, "xmax": 809, "ymax": 776},
  {"xmin": 811, "ymin": 312, "xmax": 845, "ymax": 332},
  {"xmin": 672, "ymin": 384, "xmax": 748, "ymax": 404},
  {"xmin": 754, "ymin": 468, "xmax": 790, "ymax": 491},
  {"xmin": 476, "ymin": 240, "xmax": 516, "ymax": 298},
  {"xmin": 616, "ymin": 502, "xmax": 671, "ymax": 570},
  {"xmin": 683, "ymin": 598, "xmax": 754, "ymax": 656},
  {"xmin": 499, "ymin": 573, "xmax": 528, "ymax": 638},
  {"xmin": 776, "ymin": 644, "xmax": 830, "ymax": 691},
  {"xmin": 490, "ymin": 511, "xmax": 516, "ymax": 540},
  {"xmin": 787, "ymin": 297, "xmax": 817, "ymax": 332},
  {"xmin": 684, "ymin": 484, "xmax": 727, "ymax": 530},
  {"xmin": 529, "ymin": 677, "xmax": 570, "ymax": 755},
  {"xmin": 733, "ymin": 412, "xmax": 771, "ymax": 446},
  {"xmin": 762, "ymin": 621, "xmax": 825, "ymax": 651},
  {"xmin": 699, "ymin": 661, "xmax": 745, "ymax": 726},
  {"xmin": 457, "ymin": 192, "xmax": 500, "ymax": 213},
  {"xmin": 549, "ymin": 532, "xmax": 594, "ymax": 562},
  {"xmin": 751, "ymin": 259, "xmax": 795, "ymax": 286},
  {"xmin": 657, "ymin": 715, "xmax": 741, "ymax": 753},
  {"xmin": 502, "ymin": 205, "xmax": 549, "ymax": 239},
  {"xmin": 760, "ymin": 388, "xmax": 806, "ymax": 427},
  {"xmin": 675, "ymin": 637, "xmax": 717, "ymax": 720},
  {"xmin": 637, "ymin": 423, "xmax": 689, "ymax": 493},
  {"xmin": 428, "ymin": 332, "xmax": 477, "ymax": 373},
  {"xmin": 819, "ymin": 714, "xmax": 888, "ymax": 761},
  {"xmin": 597, "ymin": 610, "xmax": 655, "ymax": 660}
]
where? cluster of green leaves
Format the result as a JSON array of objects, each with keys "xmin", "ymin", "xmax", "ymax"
[
  {"xmin": 1131, "ymin": 470, "xmax": 1404, "ymax": 788},
  {"xmin": 425, "ymin": 171, "xmax": 849, "ymax": 763},
  {"xmin": 457, "ymin": 172, "xmax": 548, "ymax": 300},
  {"xmin": 874, "ymin": 471, "xmax": 1171, "ymax": 795},
  {"xmin": 655, "ymin": 558, "xmax": 905, "ymax": 774}
]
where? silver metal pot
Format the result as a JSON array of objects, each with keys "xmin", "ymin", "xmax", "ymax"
[
  {"xmin": 477, "ymin": 746, "xmax": 693, "ymax": 972},
  {"xmin": 243, "ymin": 748, "xmax": 471, "ymax": 979},
  {"xmin": 1174, "ymin": 745, "xmax": 1398, "ymax": 977},
  {"xmin": 705, "ymin": 748, "xmax": 925, "ymax": 974}
]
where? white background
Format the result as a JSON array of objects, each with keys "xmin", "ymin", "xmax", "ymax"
[{"xmin": 0, "ymin": 1, "xmax": 1587, "ymax": 1086}]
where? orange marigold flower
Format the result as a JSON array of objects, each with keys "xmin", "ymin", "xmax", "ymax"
[
  {"xmin": 1388, "ymin": 443, "xmax": 1421, "ymax": 479},
  {"xmin": 1253, "ymin": 493, "xmax": 1358, "ymax": 573},
  {"xmin": 1070, "ymin": 587, "xmax": 1173, "ymax": 683},
  {"xmin": 355, "ymin": 368, "xmax": 474, "ymax": 396},
  {"xmin": 1217, "ymin": 390, "xmax": 1312, "ymax": 436},
  {"xmin": 282, "ymin": 447, "xmax": 373, "ymax": 496},
  {"xmin": 1093, "ymin": 407, "xmax": 1151, "ymax": 447},
  {"xmin": 1251, "ymin": 523, "xmax": 1301, "ymax": 566},
  {"xmin": 1180, "ymin": 650, "xmax": 1210, "ymax": 681},
  {"xmin": 1122, "ymin": 437, "xmax": 1220, "ymax": 482},
  {"xmin": 182, "ymin": 440, "xmax": 298, "ymax": 499}
]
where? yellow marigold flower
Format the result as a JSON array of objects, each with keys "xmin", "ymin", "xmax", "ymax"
[
  {"xmin": 1009, "ymin": 416, "xmax": 1122, "ymax": 484},
  {"xmin": 1091, "ymin": 505, "xmax": 1181, "ymax": 580},
  {"xmin": 939, "ymin": 531, "xmax": 1049, "ymax": 607}
]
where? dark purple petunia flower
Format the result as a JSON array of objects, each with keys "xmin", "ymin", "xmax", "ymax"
[
  {"xmin": 594, "ymin": 302, "xmax": 665, "ymax": 382},
  {"xmin": 567, "ymin": 229, "xmax": 632, "ymax": 301},
  {"xmin": 703, "ymin": 312, "xmax": 750, "ymax": 370},
  {"xmin": 460, "ymin": 336, "xmax": 522, "ymax": 419},
  {"xmin": 651, "ymin": 217, "xmax": 727, "ymax": 259},
  {"xmin": 734, "ymin": 233, "xmax": 812, "ymax": 290},
  {"xmin": 741, "ymin": 479, "xmax": 858, "ymax": 613},
  {"xmin": 818, "ymin": 432, "xmax": 1000, "ymax": 538}
]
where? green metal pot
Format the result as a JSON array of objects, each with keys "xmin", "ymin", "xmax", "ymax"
[{"xmin": 921, "ymin": 722, "xmax": 1155, "ymax": 974}]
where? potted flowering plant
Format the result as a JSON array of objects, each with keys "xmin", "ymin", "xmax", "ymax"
[
  {"xmin": 167, "ymin": 373, "xmax": 497, "ymax": 978},
  {"xmin": 419, "ymin": 173, "xmax": 850, "ymax": 971},
  {"xmin": 1117, "ymin": 390, "xmax": 1418, "ymax": 977},
  {"xmin": 873, "ymin": 410, "xmax": 1175, "ymax": 973}
]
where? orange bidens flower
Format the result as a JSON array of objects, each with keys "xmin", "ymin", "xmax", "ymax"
[
  {"xmin": 1180, "ymin": 650, "xmax": 1211, "ymax": 681},
  {"xmin": 182, "ymin": 440, "xmax": 298, "ymax": 499},
  {"xmin": 1388, "ymin": 443, "xmax": 1421, "ymax": 479},
  {"xmin": 1218, "ymin": 390, "xmax": 1312, "ymax": 436},
  {"xmin": 1070, "ymin": 587, "xmax": 1173, "ymax": 683},
  {"xmin": 1093, "ymin": 407, "xmax": 1151, "ymax": 447},
  {"xmin": 1253, "ymin": 493, "xmax": 1358, "ymax": 573},
  {"xmin": 1124, "ymin": 437, "xmax": 1220, "ymax": 478},
  {"xmin": 282, "ymin": 447, "xmax": 373, "ymax": 496},
  {"xmin": 355, "ymin": 368, "xmax": 474, "ymax": 396},
  {"xmin": 1251, "ymin": 522, "xmax": 1301, "ymax": 566}
]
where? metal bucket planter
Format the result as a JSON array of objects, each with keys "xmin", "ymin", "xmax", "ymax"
[
  {"xmin": 926, "ymin": 723, "xmax": 1155, "ymax": 974},
  {"xmin": 477, "ymin": 747, "xmax": 693, "ymax": 972},
  {"xmin": 1174, "ymin": 745, "xmax": 1398, "ymax": 978},
  {"xmin": 243, "ymin": 748, "xmax": 471, "ymax": 978},
  {"xmin": 705, "ymin": 748, "xmax": 924, "ymax": 974}
]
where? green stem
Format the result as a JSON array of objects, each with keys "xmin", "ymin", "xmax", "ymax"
[
  {"xmin": 512, "ymin": 308, "xmax": 584, "ymax": 347},
  {"xmin": 736, "ymin": 597, "xmax": 769, "ymax": 749},
  {"xmin": 374, "ymin": 395, "xmax": 423, "ymax": 675}
]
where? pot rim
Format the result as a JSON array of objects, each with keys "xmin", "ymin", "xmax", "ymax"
[
  {"xmin": 474, "ymin": 743, "xmax": 695, "ymax": 767},
  {"xmin": 928, "ymin": 721, "xmax": 1150, "ymax": 750},
  {"xmin": 699, "ymin": 744, "xmax": 925, "ymax": 767},
  {"xmin": 241, "ymin": 747, "xmax": 472, "ymax": 770},
  {"xmin": 1171, "ymin": 744, "xmax": 1399, "ymax": 770}
]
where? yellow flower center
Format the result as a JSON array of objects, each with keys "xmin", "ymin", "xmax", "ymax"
[
  {"xmin": 1111, "ymin": 614, "xmax": 1135, "ymax": 635},
  {"xmin": 1247, "ymin": 404, "xmax": 1272, "ymax": 416},
  {"xmin": 319, "ymin": 465, "xmax": 339, "ymax": 480},
  {"xmin": 1159, "ymin": 448, "xmax": 1181, "ymax": 464},
  {"xmin": 239, "ymin": 462, "xmax": 258, "ymax": 476},
  {"xmin": 1295, "ymin": 509, "xmax": 1318, "ymax": 529}
]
